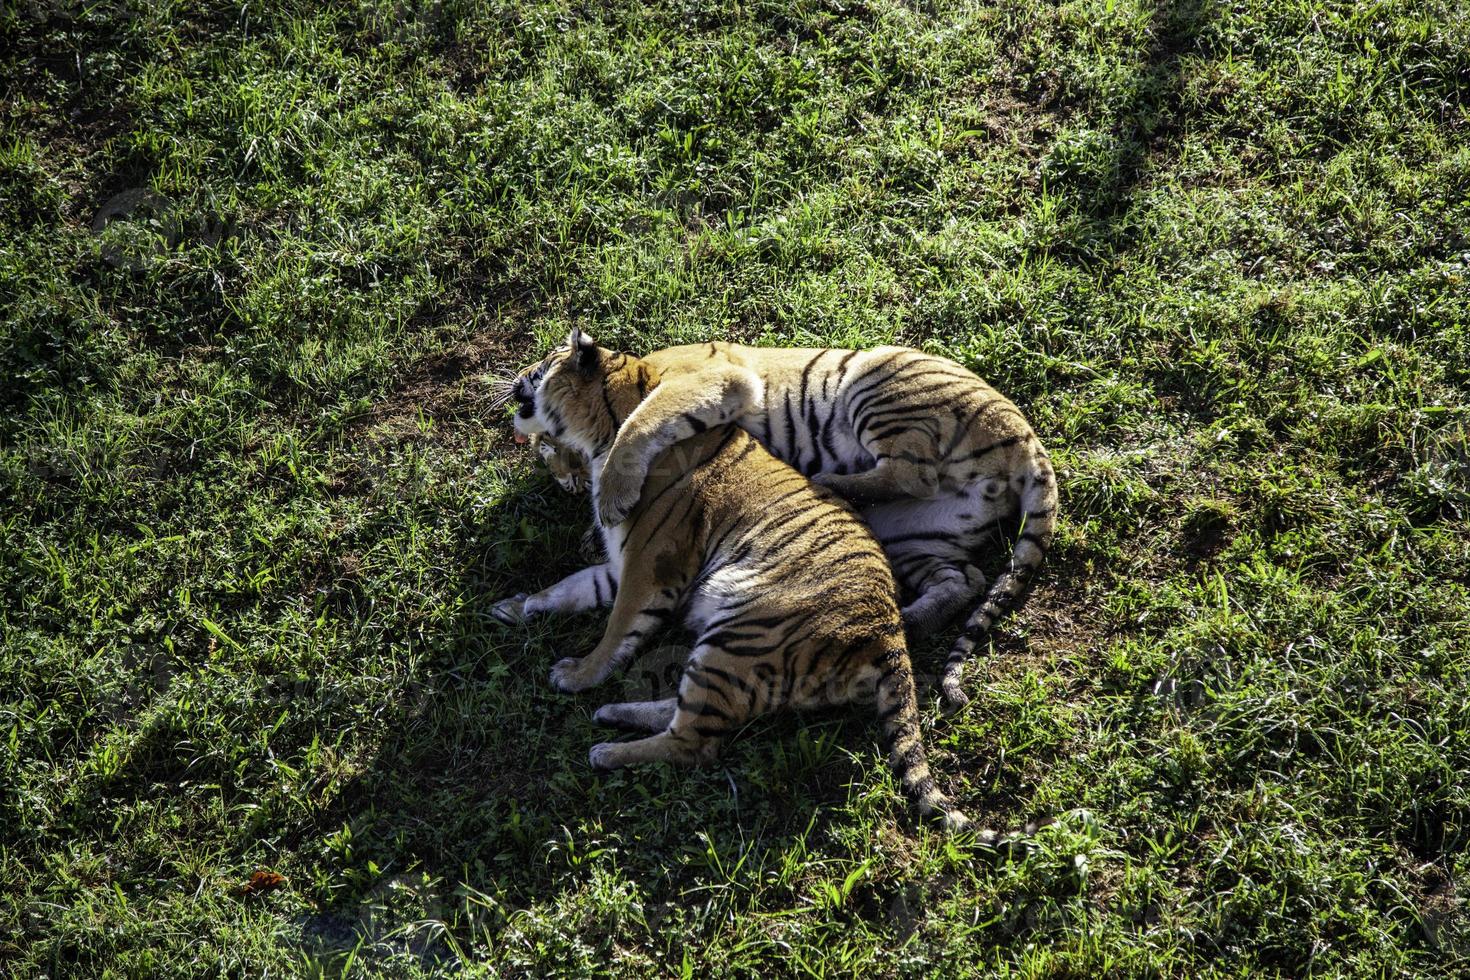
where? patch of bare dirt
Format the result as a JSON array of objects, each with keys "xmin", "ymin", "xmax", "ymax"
[
  {"xmin": 351, "ymin": 328, "xmax": 534, "ymax": 449},
  {"xmin": 1012, "ymin": 575, "xmax": 1111, "ymax": 670},
  {"xmin": 1414, "ymin": 861, "xmax": 1463, "ymax": 951},
  {"xmin": 967, "ymin": 86, "xmax": 1063, "ymax": 164}
]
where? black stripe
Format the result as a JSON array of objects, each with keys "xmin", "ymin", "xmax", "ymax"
[
  {"xmin": 942, "ymin": 398, "xmax": 1000, "ymax": 457},
  {"xmin": 845, "ymin": 351, "xmax": 909, "ymax": 402},
  {"xmin": 879, "ymin": 530, "xmax": 966, "ymax": 546},
  {"xmin": 874, "ymin": 450, "xmax": 938, "ymax": 465},
  {"xmin": 848, "ymin": 360, "xmax": 967, "ymax": 425},
  {"xmin": 834, "ymin": 349, "xmax": 858, "ymax": 381},
  {"xmin": 783, "ymin": 388, "xmax": 800, "ymax": 462},
  {"xmin": 862, "ymin": 397, "xmax": 963, "ymax": 426},
  {"xmin": 696, "ymin": 665, "xmax": 757, "ymax": 698},
  {"xmin": 727, "ymin": 433, "xmax": 761, "ymax": 466},
  {"xmin": 953, "ymin": 435, "xmax": 1022, "ymax": 462},
  {"xmin": 857, "ymin": 376, "xmax": 975, "ymax": 427},
  {"xmin": 761, "ymin": 510, "xmax": 828, "ymax": 555},
  {"xmin": 797, "ymin": 350, "xmax": 827, "ymax": 417},
  {"xmin": 600, "ymin": 384, "xmax": 619, "ymax": 430}
]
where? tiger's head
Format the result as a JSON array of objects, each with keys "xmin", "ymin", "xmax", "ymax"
[
  {"xmin": 530, "ymin": 432, "xmax": 590, "ymax": 495},
  {"xmin": 509, "ymin": 328, "xmax": 657, "ymax": 460}
]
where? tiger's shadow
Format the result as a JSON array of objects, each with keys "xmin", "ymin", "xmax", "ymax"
[{"xmin": 299, "ymin": 459, "xmax": 886, "ymax": 967}]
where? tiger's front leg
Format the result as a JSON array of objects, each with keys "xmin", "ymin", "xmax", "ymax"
[
  {"xmin": 549, "ymin": 550, "xmax": 693, "ymax": 693},
  {"xmin": 596, "ymin": 367, "xmax": 763, "ymax": 526},
  {"xmin": 490, "ymin": 563, "xmax": 616, "ymax": 625}
]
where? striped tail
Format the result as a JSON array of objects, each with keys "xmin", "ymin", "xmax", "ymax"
[
  {"xmin": 941, "ymin": 452, "xmax": 1058, "ymax": 712},
  {"xmin": 873, "ymin": 638, "xmax": 986, "ymax": 836}
]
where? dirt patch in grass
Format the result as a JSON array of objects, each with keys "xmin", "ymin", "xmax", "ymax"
[
  {"xmin": 1012, "ymin": 577, "xmax": 1110, "ymax": 670},
  {"xmin": 353, "ymin": 328, "xmax": 532, "ymax": 448}
]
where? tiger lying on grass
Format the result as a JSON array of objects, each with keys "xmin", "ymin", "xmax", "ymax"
[
  {"xmin": 507, "ymin": 340, "xmax": 1058, "ymax": 711},
  {"xmin": 496, "ymin": 330, "xmax": 978, "ymax": 833}
]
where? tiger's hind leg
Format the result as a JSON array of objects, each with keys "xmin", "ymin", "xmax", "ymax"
[
  {"xmin": 900, "ymin": 562, "xmax": 987, "ymax": 640},
  {"xmin": 813, "ymin": 453, "xmax": 940, "ymax": 503},
  {"xmin": 812, "ymin": 422, "xmax": 945, "ymax": 504},
  {"xmin": 588, "ymin": 727, "xmax": 720, "ymax": 770},
  {"xmin": 869, "ymin": 488, "xmax": 1014, "ymax": 640},
  {"xmin": 588, "ymin": 647, "xmax": 755, "ymax": 770}
]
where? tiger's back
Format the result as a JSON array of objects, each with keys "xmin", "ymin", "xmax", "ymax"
[{"xmin": 597, "ymin": 425, "xmax": 967, "ymax": 827}]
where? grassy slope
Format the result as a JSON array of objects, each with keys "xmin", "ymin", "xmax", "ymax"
[{"xmin": 3, "ymin": 0, "xmax": 1468, "ymax": 975}]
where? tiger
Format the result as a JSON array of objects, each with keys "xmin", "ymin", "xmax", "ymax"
[
  {"xmin": 493, "ymin": 329, "xmax": 979, "ymax": 834},
  {"xmin": 541, "ymin": 341, "xmax": 1058, "ymax": 712}
]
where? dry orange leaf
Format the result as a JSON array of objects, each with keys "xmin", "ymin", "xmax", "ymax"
[{"xmin": 238, "ymin": 870, "xmax": 287, "ymax": 896}]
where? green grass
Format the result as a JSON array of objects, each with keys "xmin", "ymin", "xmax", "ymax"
[{"xmin": 3, "ymin": 0, "xmax": 1469, "ymax": 975}]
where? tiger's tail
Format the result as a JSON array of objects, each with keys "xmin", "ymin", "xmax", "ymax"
[
  {"xmin": 872, "ymin": 635, "xmax": 991, "ymax": 837},
  {"xmin": 941, "ymin": 450, "xmax": 1058, "ymax": 711}
]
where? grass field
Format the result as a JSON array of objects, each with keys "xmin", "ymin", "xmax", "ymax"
[{"xmin": 3, "ymin": 0, "xmax": 1469, "ymax": 975}]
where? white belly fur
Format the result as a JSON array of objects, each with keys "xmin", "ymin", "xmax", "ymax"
[
  {"xmin": 682, "ymin": 558, "xmax": 764, "ymax": 634},
  {"xmin": 864, "ymin": 477, "xmax": 1015, "ymax": 543}
]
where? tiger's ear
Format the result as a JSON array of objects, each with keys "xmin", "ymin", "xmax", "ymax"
[{"xmin": 567, "ymin": 327, "xmax": 600, "ymax": 375}]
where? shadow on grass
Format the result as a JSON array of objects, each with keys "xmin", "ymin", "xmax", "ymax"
[
  {"xmin": 1044, "ymin": 0, "xmax": 1214, "ymax": 251},
  {"xmin": 1106, "ymin": 0, "xmax": 1213, "ymax": 219},
  {"xmin": 291, "ymin": 469, "xmax": 842, "ymax": 969}
]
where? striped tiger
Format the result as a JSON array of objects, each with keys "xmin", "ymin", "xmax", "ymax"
[
  {"xmin": 493, "ymin": 330, "xmax": 979, "ymax": 833},
  {"xmin": 569, "ymin": 341, "xmax": 1058, "ymax": 712}
]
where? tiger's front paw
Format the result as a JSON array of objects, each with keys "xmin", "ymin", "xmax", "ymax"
[
  {"xmin": 588, "ymin": 742, "xmax": 626, "ymax": 770},
  {"xmin": 550, "ymin": 656, "xmax": 607, "ymax": 693},
  {"xmin": 490, "ymin": 593, "xmax": 531, "ymax": 625},
  {"xmin": 595, "ymin": 466, "xmax": 641, "ymax": 527}
]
